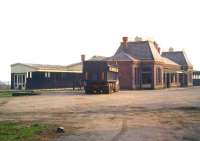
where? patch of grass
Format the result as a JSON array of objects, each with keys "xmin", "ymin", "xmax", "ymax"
[
  {"xmin": 0, "ymin": 91, "xmax": 12, "ymax": 97},
  {"xmin": 183, "ymin": 135, "xmax": 200, "ymax": 141},
  {"xmin": 174, "ymin": 106, "xmax": 200, "ymax": 112},
  {"xmin": 0, "ymin": 122, "xmax": 56, "ymax": 141}
]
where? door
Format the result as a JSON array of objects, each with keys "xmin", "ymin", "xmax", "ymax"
[
  {"xmin": 179, "ymin": 73, "xmax": 187, "ymax": 87},
  {"xmin": 14, "ymin": 74, "xmax": 26, "ymax": 90}
]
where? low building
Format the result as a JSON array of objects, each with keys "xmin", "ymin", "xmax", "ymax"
[
  {"xmin": 162, "ymin": 50, "xmax": 193, "ymax": 87},
  {"xmin": 10, "ymin": 56, "xmax": 106, "ymax": 90},
  {"xmin": 104, "ymin": 37, "xmax": 193, "ymax": 89},
  {"xmin": 192, "ymin": 70, "xmax": 200, "ymax": 86},
  {"xmin": 11, "ymin": 63, "xmax": 82, "ymax": 90}
]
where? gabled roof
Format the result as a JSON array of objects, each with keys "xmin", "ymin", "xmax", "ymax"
[
  {"xmin": 105, "ymin": 51, "xmax": 139, "ymax": 61},
  {"xmin": 65, "ymin": 62, "xmax": 82, "ymax": 71},
  {"xmin": 114, "ymin": 40, "xmax": 163, "ymax": 61},
  {"xmin": 161, "ymin": 51, "xmax": 193, "ymax": 67},
  {"xmin": 11, "ymin": 56, "xmax": 107, "ymax": 73}
]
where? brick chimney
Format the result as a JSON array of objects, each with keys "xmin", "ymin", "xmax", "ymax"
[
  {"xmin": 122, "ymin": 36, "xmax": 128, "ymax": 47},
  {"xmin": 81, "ymin": 54, "xmax": 85, "ymax": 62}
]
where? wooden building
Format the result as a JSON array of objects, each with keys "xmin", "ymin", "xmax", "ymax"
[
  {"xmin": 11, "ymin": 63, "xmax": 82, "ymax": 90},
  {"xmin": 104, "ymin": 37, "xmax": 193, "ymax": 89},
  {"xmin": 192, "ymin": 70, "xmax": 200, "ymax": 86}
]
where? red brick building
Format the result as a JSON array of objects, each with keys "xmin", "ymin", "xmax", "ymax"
[{"xmin": 105, "ymin": 37, "xmax": 193, "ymax": 89}]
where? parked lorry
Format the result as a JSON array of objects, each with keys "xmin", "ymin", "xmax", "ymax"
[{"xmin": 83, "ymin": 61, "xmax": 119, "ymax": 94}]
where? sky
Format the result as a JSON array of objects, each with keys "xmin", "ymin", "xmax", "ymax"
[{"xmin": 0, "ymin": 0, "xmax": 200, "ymax": 82}]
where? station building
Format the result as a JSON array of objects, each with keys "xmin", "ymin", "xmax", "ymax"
[
  {"xmin": 11, "ymin": 37, "xmax": 193, "ymax": 90},
  {"xmin": 105, "ymin": 37, "xmax": 193, "ymax": 89}
]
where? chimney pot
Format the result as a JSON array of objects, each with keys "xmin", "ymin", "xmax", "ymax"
[
  {"xmin": 81, "ymin": 54, "xmax": 85, "ymax": 62},
  {"xmin": 169, "ymin": 47, "xmax": 174, "ymax": 52},
  {"xmin": 122, "ymin": 37, "xmax": 128, "ymax": 42}
]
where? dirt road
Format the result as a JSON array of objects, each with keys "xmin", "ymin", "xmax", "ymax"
[{"xmin": 0, "ymin": 87, "xmax": 200, "ymax": 141}]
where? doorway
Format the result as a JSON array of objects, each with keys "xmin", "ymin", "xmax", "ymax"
[
  {"xmin": 166, "ymin": 73, "xmax": 170, "ymax": 88},
  {"xmin": 14, "ymin": 74, "xmax": 26, "ymax": 90}
]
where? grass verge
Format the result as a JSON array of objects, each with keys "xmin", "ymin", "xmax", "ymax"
[
  {"xmin": 0, "ymin": 121, "xmax": 57, "ymax": 141},
  {"xmin": 0, "ymin": 91, "xmax": 12, "ymax": 97}
]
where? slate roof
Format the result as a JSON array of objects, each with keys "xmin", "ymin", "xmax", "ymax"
[
  {"xmin": 105, "ymin": 51, "xmax": 139, "ymax": 61},
  {"xmin": 113, "ymin": 39, "xmax": 180, "ymax": 67},
  {"xmin": 161, "ymin": 51, "xmax": 193, "ymax": 67},
  {"xmin": 114, "ymin": 41, "xmax": 163, "ymax": 61}
]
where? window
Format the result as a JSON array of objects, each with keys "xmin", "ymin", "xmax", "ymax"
[
  {"xmin": 141, "ymin": 65, "xmax": 152, "ymax": 84},
  {"xmin": 27, "ymin": 72, "xmax": 32, "ymax": 78},
  {"xmin": 45, "ymin": 72, "xmax": 50, "ymax": 78},
  {"xmin": 85, "ymin": 72, "xmax": 88, "ymax": 80},
  {"xmin": 107, "ymin": 72, "xmax": 118, "ymax": 80},
  {"xmin": 135, "ymin": 67, "xmax": 139, "ymax": 85},
  {"xmin": 142, "ymin": 73, "xmax": 152, "ymax": 84},
  {"xmin": 45, "ymin": 72, "xmax": 48, "ymax": 78},
  {"xmin": 48, "ymin": 72, "xmax": 50, "ymax": 78}
]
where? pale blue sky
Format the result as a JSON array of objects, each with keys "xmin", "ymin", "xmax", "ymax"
[{"xmin": 0, "ymin": 0, "xmax": 200, "ymax": 81}]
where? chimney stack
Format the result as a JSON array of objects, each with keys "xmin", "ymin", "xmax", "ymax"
[
  {"xmin": 122, "ymin": 36, "xmax": 128, "ymax": 47},
  {"xmin": 81, "ymin": 54, "xmax": 85, "ymax": 62},
  {"xmin": 169, "ymin": 47, "xmax": 174, "ymax": 52},
  {"xmin": 134, "ymin": 36, "xmax": 142, "ymax": 41}
]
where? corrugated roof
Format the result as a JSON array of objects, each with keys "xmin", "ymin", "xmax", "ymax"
[
  {"xmin": 11, "ymin": 63, "xmax": 82, "ymax": 73},
  {"xmin": 65, "ymin": 62, "xmax": 82, "ymax": 71},
  {"xmin": 11, "ymin": 56, "xmax": 107, "ymax": 73},
  {"xmin": 161, "ymin": 51, "xmax": 193, "ymax": 67}
]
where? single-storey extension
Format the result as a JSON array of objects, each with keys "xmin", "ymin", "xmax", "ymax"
[{"xmin": 11, "ymin": 63, "xmax": 82, "ymax": 90}]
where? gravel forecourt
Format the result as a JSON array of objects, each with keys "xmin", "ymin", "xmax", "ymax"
[{"xmin": 0, "ymin": 87, "xmax": 200, "ymax": 141}]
